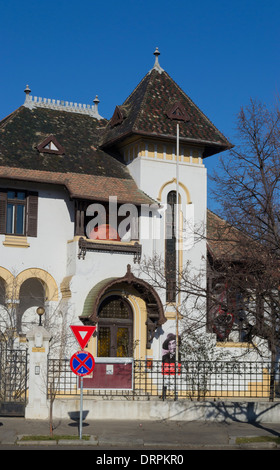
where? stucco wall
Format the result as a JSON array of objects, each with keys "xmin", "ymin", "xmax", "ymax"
[{"xmin": 51, "ymin": 397, "xmax": 280, "ymax": 423}]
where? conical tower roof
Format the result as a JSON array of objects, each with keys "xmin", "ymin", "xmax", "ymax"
[{"xmin": 101, "ymin": 49, "xmax": 232, "ymax": 158}]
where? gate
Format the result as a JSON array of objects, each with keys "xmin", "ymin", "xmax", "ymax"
[{"xmin": 0, "ymin": 345, "xmax": 28, "ymax": 416}]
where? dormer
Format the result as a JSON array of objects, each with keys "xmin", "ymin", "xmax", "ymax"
[
  {"xmin": 37, "ymin": 135, "xmax": 65, "ymax": 155},
  {"xmin": 110, "ymin": 106, "xmax": 126, "ymax": 128},
  {"xmin": 165, "ymin": 101, "xmax": 190, "ymax": 122}
]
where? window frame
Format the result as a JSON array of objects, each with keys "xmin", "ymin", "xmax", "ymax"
[
  {"xmin": 97, "ymin": 295, "xmax": 133, "ymax": 358},
  {"xmin": 6, "ymin": 190, "xmax": 27, "ymax": 235},
  {"xmin": 0, "ymin": 189, "xmax": 38, "ymax": 237}
]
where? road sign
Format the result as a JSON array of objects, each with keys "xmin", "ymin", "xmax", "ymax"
[
  {"xmin": 69, "ymin": 351, "xmax": 95, "ymax": 440},
  {"xmin": 70, "ymin": 325, "xmax": 96, "ymax": 350},
  {"xmin": 70, "ymin": 351, "xmax": 95, "ymax": 377}
]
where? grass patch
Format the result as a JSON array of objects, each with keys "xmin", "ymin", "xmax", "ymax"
[
  {"xmin": 236, "ymin": 435, "xmax": 280, "ymax": 445},
  {"xmin": 19, "ymin": 434, "xmax": 90, "ymax": 442}
]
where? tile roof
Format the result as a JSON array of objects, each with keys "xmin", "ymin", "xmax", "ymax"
[
  {"xmin": 207, "ymin": 210, "xmax": 255, "ymax": 262},
  {"xmin": 0, "ymin": 106, "xmax": 120, "ymax": 177},
  {"xmin": 0, "ymin": 63, "xmax": 232, "ymax": 204},
  {"xmin": 0, "ymin": 106, "xmax": 154, "ymax": 204},
  {"xmin": 101, "ymin": 69, "xmax": 232, "ymax": 157},
  {"xmin": 0, "ymin": 165, "xmax": 153, "ymax": 205}
]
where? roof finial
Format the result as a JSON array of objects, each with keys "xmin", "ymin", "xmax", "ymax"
[
  {"xmin": 93, "ymin": 95, "xmax": 100, "ymax": 112},
  {"xmin": 154, "ymin": 47, "xmax": 160, "ymax": 59},
  {"xmin": 23, "ymin": 84, "xmax": 34, "ymax": 108},
  {"xmin": 93, "ymin": 95, "xmax": 103, "ymax": 119},
  {"xmin": 24, "ymin": 84, "xmax": 31, "ymax": 95},
  {"xmin": 151, "ymin": 47, "xmax": 164, "ymax": 74}
]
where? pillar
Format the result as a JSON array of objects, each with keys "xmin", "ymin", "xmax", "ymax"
[{"xmin": 25, "ymin": 324, "xmax": 51, "ymax": 419}]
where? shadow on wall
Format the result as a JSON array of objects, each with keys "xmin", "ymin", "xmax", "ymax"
[
  {"xmin": 160, "ymin": 400, "xmax": 280, "ymax": 438},
  {"xmin": 205, "ymin": 401, "xmax": 280, "ymax": 438}
]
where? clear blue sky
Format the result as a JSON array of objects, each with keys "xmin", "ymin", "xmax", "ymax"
[{"xmin": 1, "ymin": 0, "xmax": 279, "ymax": 210}]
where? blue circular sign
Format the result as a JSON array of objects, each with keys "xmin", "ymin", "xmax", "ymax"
[{"xmin": 70, "ymin": 351, "xmax": 95, "ymax": 376}]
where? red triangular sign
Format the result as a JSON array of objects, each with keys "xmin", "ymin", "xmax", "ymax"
[{"xmin": 70, "ymin": 325, "xmax": 96, "ymax": 349}]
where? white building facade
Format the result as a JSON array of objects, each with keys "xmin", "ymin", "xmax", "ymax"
[{"xmin": 3, "ymin": 49, "xmax": 266, "ymax": 389}]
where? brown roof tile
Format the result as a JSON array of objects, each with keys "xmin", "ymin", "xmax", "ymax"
[
  {"xmin": 0, "ymin": 105, "xmax": 154, "ymax": 204},
  {"xmin": 0, "ymin": 166, "xmax": 153, "ymax": 205},
  {"xmin": 0, "ymin": 66, "xmax": 232, "ymax": 206},
  {"xmin": 207, "ymin": 210, "xmax": 256, "ymax": 262},
  {"xmin": 101, "ymin": 69, "xmax": 232, "ymax": 157}
]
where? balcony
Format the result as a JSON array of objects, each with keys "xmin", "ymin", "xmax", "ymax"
[{"xmin": 77, "ymin": 237, "xmax": 142, "ymax": 263}]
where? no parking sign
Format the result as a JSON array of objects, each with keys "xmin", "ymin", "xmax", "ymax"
[
  {"xmin": 70, "ymin": 350, "xmax": 95, "ymax": 377},
  {"xmin": 69, "ymin": 325, "xmax": 96, "ymax": 440}
]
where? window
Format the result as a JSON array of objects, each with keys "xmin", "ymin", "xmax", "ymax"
[
  {"xmin": 77, "ymin": 200, "xmax": 139, "ymax": 241},
  {"xmin": 165, "ymin": 191, "xmax": 177, "ymax": 302},
  {"xmin": 210, "ymin": 279, "xmax": 252, "ymax": 342},
  {"xmin": 0, "ymin": 190, "xmax": 38, "ymax": 237},
  {"xmin": 97, "ymin": 296, "xmax": 133, "ymax": 357},
  {"xmin": 6, "ymin": 190, "xmax": 26, "ymax": 235}
]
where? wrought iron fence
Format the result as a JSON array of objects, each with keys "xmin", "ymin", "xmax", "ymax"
[
  {"xmin": 47, "ymin": 359, "xmax": 280, "ymax": 401},
  {"xmin": 0, "ymin": 346, "xmax": 28, "ymax": 415}
]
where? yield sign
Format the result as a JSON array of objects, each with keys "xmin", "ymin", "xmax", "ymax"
[{"xmin": 70, "ymin": 325, "xmax": 96, "ymax": 350}]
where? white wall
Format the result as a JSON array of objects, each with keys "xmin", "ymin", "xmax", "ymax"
[
  {"xmin": 126, "ymin": 153, "xmax": 208, "ymax": 356},
  {"xmin": 128, "ymin": 155, "xmax": 207, "ymax": 262},
  {"xmin": 0, "ymin": 183, "xmax": 74, "ymax": 287}
]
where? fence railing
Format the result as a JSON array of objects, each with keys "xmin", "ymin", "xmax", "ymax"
[
  {"xmin": 47, "ymin": 359, "xmax": 280, "ymax": 401},
  {"xmin": 0, "ymin": 347, "xmax": 28, "ymax": 416}
]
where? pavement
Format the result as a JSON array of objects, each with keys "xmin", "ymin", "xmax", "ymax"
[{"xmin": 1, "ymin": 417, "xmax": 280, "ymax": 449}]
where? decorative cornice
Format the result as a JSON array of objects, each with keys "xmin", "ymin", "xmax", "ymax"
[{"xmin": 23, "ymin": 85, "xmax": 104, "ymax": 120}]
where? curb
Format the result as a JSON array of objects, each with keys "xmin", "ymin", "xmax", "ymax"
[
  {"xmin": 4, "ymin": 434, "xmax": 280, "ymax": 449},
  {"xmin": 16, "ymin": 434, "xmax": 98, "ymax": 446},
  {"xmin": 239, "ymin": 442, "xmax": 279, "ymax": 449},
  {"xmin": 229, "ymin": 435, "xmax": 280, "ymax": 449}
]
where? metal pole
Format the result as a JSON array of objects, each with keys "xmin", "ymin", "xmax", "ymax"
[
  {"xmin": 79, "ymin": 377, "xmax": 83, "ymax": 440},
  {"xmin": 175, "ymin": 123, "xmax": 180, "ymax": 401},
  {"xmin": 176, "ymin": 123, "xmax": 179, "ymax": 365}
]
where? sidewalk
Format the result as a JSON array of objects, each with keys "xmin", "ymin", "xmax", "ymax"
[{"xmin": 1, "ymin": 417, "xmax": 280, "ymax": 448}]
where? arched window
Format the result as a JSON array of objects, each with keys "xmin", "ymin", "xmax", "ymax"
[
  {"xmin": 165, "ymin": 191, "xmax": 177, "ymax": 302},
  {"xmin": 19, "ymin": 278, "xmax": 45, "ymax": 333},
  {"xmin": 0, "ymin": 278, "xmax": 5, "ymax": 307},
  {"xmin": 97, "ymin": 295, "xmax": 133, "ymax": 357}
]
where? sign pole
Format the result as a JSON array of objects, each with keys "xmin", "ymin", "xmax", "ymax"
[
  {"xmin": 69, "ymin": 325, "xmax": 96, "ymax": 441},
  {"xmin": 79, "ymin": 376, "xmax": 83, "ymax": 440}
]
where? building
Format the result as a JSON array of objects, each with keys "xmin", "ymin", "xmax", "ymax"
[{"xmin": 1, "ymin": 49, "xmax": 251, "ymax": 370}]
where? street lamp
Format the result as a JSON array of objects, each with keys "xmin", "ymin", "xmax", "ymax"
[{"xmin": 36, "ymin": 306, "xmax": 45, "ymax": 326}]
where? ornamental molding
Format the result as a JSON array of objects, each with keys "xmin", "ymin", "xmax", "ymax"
[{"xmin": 23, "ymin": 86, "xmax": 103, "ymax": 120}]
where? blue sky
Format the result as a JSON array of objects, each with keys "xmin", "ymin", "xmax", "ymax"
[{"xmin": 1, "ymin": 0, "xmax": 279, "ymax": 210}]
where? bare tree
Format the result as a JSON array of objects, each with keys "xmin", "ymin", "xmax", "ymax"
[
  {"xmin": 0, "ymin": 270, "xmax": 76, "ymax": 431},
  {"xmin": 0, "ymin": 270, "xmax": 75, "ymax": 355},
  {"xmin": 138, "ymin": 99, "xmax": 280, "ymax": 370},
  {"xmin": 210, "ymin": 98, "xmax": 280, "ymax": 367},
  {"xmin": 140, "ymin": 253, "xmax": 232, "ymax": 360}
]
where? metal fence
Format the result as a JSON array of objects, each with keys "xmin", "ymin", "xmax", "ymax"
[
  {"xmin": 0, "ymin": 347, "xmax": 28, "ymax": 415},
  {"xmin": 47, "ymin": 359, "xmax": 280, "ymax": 401}
]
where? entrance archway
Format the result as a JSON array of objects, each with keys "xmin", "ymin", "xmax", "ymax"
[
  {"xmin": 80, "ymin": 265, "xmax": 167, "ymax": 357},
  {"xmin": 97, "ymin": 295, "xmax": 133, "ymax": 357}
]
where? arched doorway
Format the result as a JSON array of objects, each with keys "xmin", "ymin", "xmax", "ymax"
[
  {"xmin": 80, "ymin": 265, "xmax": 167, "ymax": 358},
  {"xmin": 97, "ymin": 295, "xmax": 133, "ymax": 357}
]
